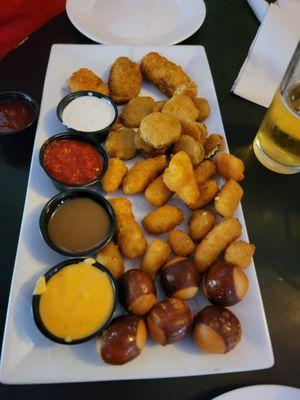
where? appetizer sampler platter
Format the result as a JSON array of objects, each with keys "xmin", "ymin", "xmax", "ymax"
[{"xmin": 0, "ymin": 45, "xmax": 274, "ymax": 384}]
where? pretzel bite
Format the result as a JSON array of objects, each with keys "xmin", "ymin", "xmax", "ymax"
[
  {"xmin": 153, "ymin": 100, "xmax": 166, "ymax": 112},
  {"xmin": 141, "ymin": 239, "xmax": 171, "ymax": 279},
  {"xmin": 95, "ymin": 242, "xmax": 124, "ymax": 279},
  {"xmin": 167, "ymin": 230, "xmax": 195, "ymax": 257},
  {"xmin": 139, "ymin": 112, "xmax": 182, "ymax": 149},
  {"xmin": 188, "ymin": 209, "xmax": 216, "ymax": 241},
  {"xmin": 101, "ymin": 158, "xmax": 127, "ymax": 193},
  {"xmin": 108, "ymin": 57, "xmax": 142, "ymax": 104},
  {"xmin": 163, "ymin": 151, "xmax": 200, "ymax": 208},
  {"xmin": 180, "ymin": 120, "xmax": 207, "ymax": 144},
  {"xmin": 122, "ymin": 155, "xmax": 166, "ymax": 194},
  {"xmin": 192, "ymin": 97, "xmax": 211, "ymax": 122},
  {"xmin": 194, "ymin": 217, "xmax": 242, "ymax": 272},
  {"xmin": 194, "ymin": 160, "xmax": 217, "ymax": 184},
  {"xmin": 204, "ymin": 134, "xmax": 225, "ymax": 159},
  {"xmin": 144, "ymin": 174, "xmax": 173, "ymax": 207},
  {"xmin": 142, "ymin": 205, "xmax": 184, "ymax": 234},
  {"xmin": 140, "ymin": 52, "xmax": 195, "ymax": 97},
  {"xmin": 106, "ymin": 128, "xmax": 136, "ymax": 160},
  {"xmin": 189, "ymin": 180, "xmax": 219, "ymax": 210},
  {"xmin": 162, "ymin": 94, "xmax": 199, "ymax": 123},
  {"xmin": 120, "ymin": 96, "xmax": 156, "ymax": 128},
  {"xmin": 110, "ymin": 197, "xmax": 147, "ymax": 259},
  {"xmin": 68, "ymin": 68, "xmax": 109, "ymax": 96},
  {"xmin": 214, "ymin": 179, "xmax": 244, "ymax": 217},
  {"xmin": 224, "ymin": 240, "xmax": 255, "ymax": 269},
  {"xmin": 216, "ymin": 153, "xmax": 245, "ymax": 181},
  {"xmin": 173, "ymin": 135, "xmax": 205, "ymax": 167}
]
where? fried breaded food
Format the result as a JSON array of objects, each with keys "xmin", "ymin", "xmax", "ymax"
[
  {"xmin": 140, "ymin": 52, "xmax": 196, "ymax": 97},
  {"xmin": 224, "ymin": 240, "xmax": 255, "ymax": 269},
  {"xmin": 214, "ymin": 179, "xmax": 243, "ymax": 218},
  {"xmin": 162, "ymin": 94, "xmax": 199, "ymax": 123},
  {"xmin": 173, "ymin": 82, "xmax": 198, "ymax": 98},
  {"xmin": 173, "ymin": 135, "xmax": 205, "ymax": 167},
  {"xmin": 122, "ymin": 155, "xmax": 166, "ymax": 194},
  {"xmin": 68, "ymin": 68, "xmax": 109, "ymax": 96},
  {"xmin": 108, "ymin": 57, "xmax": 142, "ymax": 104},
  {"xmin": 194, "ymin": 160, "xmax": 217, "ymax": 184},
  {"xmin": 163, "ymin": 151, "xmax": 200, "ymax": 207},
  {"xmin": 189, "ymin": 210, "xmax": 216, "ymax": 241},
  {"xmin": 142, "ymin": 205, "xmax": 184, "ymax": 234},
  {"xmin": 153, "ymin": 100, "xmax": 166, "ymax": 112},
  {"xmin": 167, "ymin": 230, "xmax": 195, "ymax": 257},
  {"xmin": 139, "ymin": 112, "xmax": 182, "ymax": 149},
  {"xmin": 216, "ymin": 153, "xmax": 245, "ymax": 181},
  {"xmin": 204, "ymin": 134, "xmax": 225, "ymax": 159},
  {"xmin": 105, "ymin": 128, "xmax": 136, "ymax": 160},
  {"xmin": 110, "ymin": 197, "xmax": 147, "ymax": 259},
  {"xmin": 192, "ymin": 97, "xmax": 211, "ymax": 122},
  {"xmin": 194, "ymin": 218, "xmax": 242, "ymax": 272},
  {"xmin": 141, "ymin": 239, "xmax": 171, "ymax": 279},
  {"xmin": 95, "ymin": 242, "xmax": 124, "ymax": 279},
  {"xmin": 110, "ymin": 117, "xmax": 124, "ymax": 131},
  {"xmin": 120, "ymin": 96, "xmax": 156, "ymax": 128},
  {"xmin": 101, "ymin": 158, "xmax": 127, "ymax": 193},
  {"xmin": 144, "ymin": 174, "xmax": 173, "ymax": 207},
  {"xmin": 189, "ymin": 179, "xmax": 219, "ymax": 210},
  {"xmin": 181, "ymin": 120, "xmax": 207, "ymax": 144}
]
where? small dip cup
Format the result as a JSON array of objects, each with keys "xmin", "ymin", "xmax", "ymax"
[
  {"xmin": 32, "ymin": 258, "xmax": 117, "ymax": 345},
  {"xmin": 0, "ymin": 91, "xmax": 39, "ymax": 136},
  {"xmin": 40, "ymin": 189, "xmax": 116, "ymax": 257},
  {"xmin": 56, "ymin": 91, "xmax": 118, "ymax": 142},
  {"xmin": 39, "ymin": 132, "xmax": 108, "ymax": 191}
]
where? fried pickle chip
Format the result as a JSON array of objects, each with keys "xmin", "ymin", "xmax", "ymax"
[
  {"xmin": 194, "ymin": 218, "xmax": 242, "ymax": 272},
  {"xmin": 153, "ymin": 100, "xmax": 166, "ymax": 112},
  {"xmin": 139, "ymin": 112, "xmax": 182, "ymax": 149},
  {"xmin": 122, "ymin": 155, "xmax": 167, "ymax": 194},
  {"xmin": 214, "ymin": 179, "xmax": 243, "ymax": 217},
  {"xmin": 68, "ymin": 68, "xmax": 109, "ymax": 96},
  {"xmin": 96, "ymin": 242, "xmax": 124, "ymax": 279},
  {"xmin": 105, "ymin": 128, "xmax": 136, "ymax": 160},
  {"xmin": 110, "ymin": 197, "xmax": 147, "ymax": 259},
  {"xmin": 192, "ymin": 97, "xmax": 211, "ymax": 122},
  {"xmin": 140, "ymin": 52, "xmax": 195, "ymax": 97},
  {"xmin": 224, "ymin": 240, "xmax": 256, "ymax": 269},
  {"xmin": 144, "ymin": 174, "xmax": 173, "ymax": 207},
  {"xmin": 181, "ymin": 120, "xmax": 207, "ymax": 144},
  {"xmin": 216, "ymin": 153, "xmax": 245, "ymax": 181},
  {"xmin": 173, "ymin": 82, "xmax": 198, "ymax": 98},
  {"xmin": 167, "ymin": 230, "xmax": 195, "ymax": 257},
  {"xmin": 194, "ymin": 160, "xmax": 217, "ymax": 184},
  {"xmin": 162, "ymin": 94, "xmax": 199, "ymax": 122},
  {"xmin": 204, "ymin": 134, "xmax": 225, "ymax": 159},
  {"xmin": 188, "ymin": 179, "xmax": 219, "ymax": 210},
  {"xmin": 101, "ymin": 158, "xmax": 127, "ymax": 193},
  {"xmin": 173, "ymin": 135, "xmax": 205, "ymax": 167},
  {"xmin": 120, "ymin": 96, "xmax": 156, "ymax": 128},
  {"xmin": 142, "ymin": 205, "xmax": 184, "ymax": 234},
  {"xmin": 163, "ymin": 151, "xmax": 200, "ymax": 207},
  {"xmin": 108, "ymin": 57, "xmax": 142, "ymax": 104},
  {"xmin": 109, "ymin": 117, "xmax": 124, "ymax": 132},
  {"xmin": 141, "ymin": 239, "xmax": 171, "ymax": 279},
  {"xmin": 189, "ymin": 209, "xmax": 216, "ymax": 241}
]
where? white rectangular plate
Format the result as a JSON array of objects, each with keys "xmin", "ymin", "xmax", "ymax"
[{"xmin": 0, "ymin": 45, "xmax": 274, "ymax": 384}]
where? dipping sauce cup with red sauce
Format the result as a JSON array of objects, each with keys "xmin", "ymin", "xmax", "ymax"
[
  {"xmin": 0, "ymin": 91, "xmax": 39, "ymax": 135},
  {"xmin": 39, "ymin": 133, "xmax": 108, "ymax": 190}
]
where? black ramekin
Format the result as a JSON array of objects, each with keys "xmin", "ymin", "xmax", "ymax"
[
  {"xmin": 0, "ymin": 91, "xmax": 39, "ymax": 135},
  {"xmin": 32, "ymin": 258, "xmax": 118, "ymax": 345},
  {"xmin": 39, "ymin": 132, "xmax": 108, "ymax": 191},
  {"xmin": 56, "ymin": 91, "xmax": 118, "ymax": 142},
  {"xmin": 39, "ymin": 189, "xmax": 116, "ymax": 257}
]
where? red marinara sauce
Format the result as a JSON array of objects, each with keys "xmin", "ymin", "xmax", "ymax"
[{"xmin": 43, "ymin": 139, "xmax": 103, "ymax": 185}]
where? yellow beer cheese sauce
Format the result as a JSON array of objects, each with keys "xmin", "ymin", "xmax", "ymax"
[{"xmin": 38, "ymin": 261, "xmax": 114, "ymax": 342}]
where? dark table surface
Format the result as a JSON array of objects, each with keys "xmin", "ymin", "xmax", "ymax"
[{"xmin": 1, "ymin": 0, "xmax": 299, "ymax": 398}]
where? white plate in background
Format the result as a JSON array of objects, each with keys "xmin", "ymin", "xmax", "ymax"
[
  {"xmin": 66, "ymin": 0, "xmax": 206, "ymax": 45},
  {"xmin": 213, "ymin": 385, "xmax": 300, "ymax": 400}
]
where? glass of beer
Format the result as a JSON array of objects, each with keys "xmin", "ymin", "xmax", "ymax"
[{"xmin": 253, "ymin": 41, "xmax": 300, "ymax": 174}]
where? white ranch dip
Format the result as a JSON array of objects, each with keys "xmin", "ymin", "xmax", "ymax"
[{"xmin": 62, "ymin": 95, "xmax": 115, "ymax": 132}]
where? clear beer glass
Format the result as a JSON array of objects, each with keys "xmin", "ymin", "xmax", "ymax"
[{"xmin": 253, "ymin": 40, "xmax": 300, "ymax": 174}]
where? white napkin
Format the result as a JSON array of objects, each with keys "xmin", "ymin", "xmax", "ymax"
[
  {"xmin": 247, "ymin": 0, "xmax": 269, "ymax": 22},
  {"xmin": 232, "ymin": 1, "xmax": 300, "ymax": 107}
]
